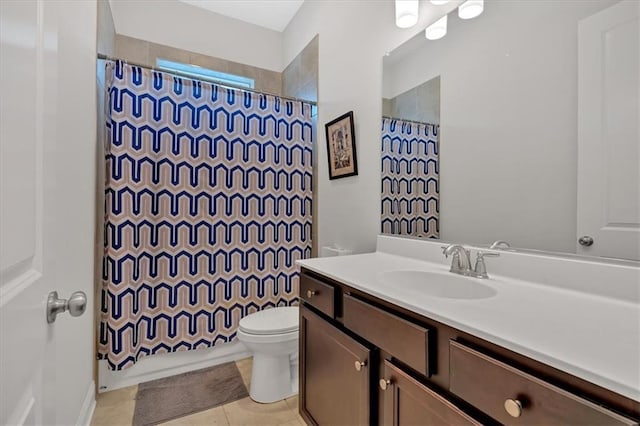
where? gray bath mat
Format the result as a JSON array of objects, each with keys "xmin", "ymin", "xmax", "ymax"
[{"xmin": 133, "ymin": 362, "xmax": 249, "ymax": 425}]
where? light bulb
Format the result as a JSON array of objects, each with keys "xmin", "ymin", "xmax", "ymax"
[
  {"xmin": 430, "ymin": 0, "xmax": 449, "ymax": 5},
  {"xmin": 458, "ymin": 0, "xmax": 483, "ymax": 19},
  {"xmin": 425, "ymin": 14, "xmax": 447, "ymax": 40},
  {"xmin": 396, "ymin": 0, "xmax": 419, "ymax": 28}
]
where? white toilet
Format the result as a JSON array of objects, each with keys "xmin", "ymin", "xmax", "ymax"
[{"xmin": 237, "ymin": 306, "xmax": 299, "ymax": 403}]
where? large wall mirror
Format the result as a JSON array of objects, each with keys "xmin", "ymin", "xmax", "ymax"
[{"xmin": 381, "ymin": 0, "xmax": 639, "ymax": 261}]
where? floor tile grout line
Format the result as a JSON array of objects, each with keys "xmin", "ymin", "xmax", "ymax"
[{"xmin": 221, "ymin": 401, "xmax": 232, "ymax": 426}]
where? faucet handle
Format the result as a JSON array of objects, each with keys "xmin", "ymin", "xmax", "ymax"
[
  {"xmin": 489, "ymin": 240, "xmax": 511, "ymax": 250},
  {"xmin": 473, "ymin": 251, "xmax": 499, "ymax": 278},
  {"xmin": 441, "ymin": 245, "xmax": 456, "ymax": 257},
  {"xmin": 477, "ymin": 251, "xmax": 500, "ymax": 259}
]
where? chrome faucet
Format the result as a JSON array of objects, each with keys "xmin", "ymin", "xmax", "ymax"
[
  {"xmin": 442, "ymin": 244, "xmax": 500, "ymax": 278},
  {"xmin": 442, "ymin": 244, "xmax": 472, "ymax": 275}
]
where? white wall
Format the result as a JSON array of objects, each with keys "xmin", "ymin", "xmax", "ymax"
[
  {"xmin": 283, "ymin": 1, "xmax": 461, "ymax": 254},
  {"xmin": 109, "ymin": 0, "xmax": 283, "ymax": 71},
  {"xmin": 382, "ymin": 0, "xmax": 617, "ymax": 253}
]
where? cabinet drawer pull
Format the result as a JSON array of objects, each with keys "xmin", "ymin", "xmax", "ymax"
[
  {"xmin": 504, "ymin": 398, "xmax": 523, "ymax": 418},
  {"xmin": 306, "ymin": 290, "xmax": 317, "ymax": 298},
  {"xmin": 379, "ymin": 379, "xmax": 392, "ymax": 391},
  {"xmin": 354, "ymin": 360, "xmax": 367, "ymax": 371}
]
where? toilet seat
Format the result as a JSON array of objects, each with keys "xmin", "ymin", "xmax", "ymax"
[{"xmin": 239, "ymin": 306, "xmax": 298, "ymax": 335}]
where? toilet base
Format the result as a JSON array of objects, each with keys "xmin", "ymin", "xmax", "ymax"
[{"xmin": 249, "ymin": 353, "xmax": 297, "ymax": 403}]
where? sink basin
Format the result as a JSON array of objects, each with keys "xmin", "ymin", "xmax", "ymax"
[{"xmin": 376, "ymin": 270, "xmax": 497, "ymax": 300}]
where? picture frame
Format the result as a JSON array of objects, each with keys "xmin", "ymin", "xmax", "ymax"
[{"xmin": 325, "ymin": 111, "xmax": 358, "ymax": 180}]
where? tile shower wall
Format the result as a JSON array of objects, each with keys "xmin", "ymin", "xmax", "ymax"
[
  {"xmin": 114, "ymin": 34, "xmax": 283, "ymax": 95},
  {"xmin": 97, "ymin": 0, "xmax": 115, "ymax": 56},
  {"xmin": 282, "ymin": 35, "xmax": 319, "ymax": 103},
  {"xmin": 383, "ymin": 76, "xmax": 440, "ymax": 125},
  {"xmin": 282, "ymin": 36, "xmax": 319, "ymax": 257}
]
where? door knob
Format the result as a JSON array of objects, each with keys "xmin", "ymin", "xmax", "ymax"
[
  {"xmin": 47, "ymin": 291, "xmax": 87, "ymax": 323},
  {"xmin": 306, "ymin": 290, "xmax": 317, "ymax": 298},
  {"xmin": 578, "ymin": 236, "xmax": 594, "ymax": 246}
]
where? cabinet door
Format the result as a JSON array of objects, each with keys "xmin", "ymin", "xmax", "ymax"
[
  {"xmin": 381, "ymin": 360, "xmax": 481, "ymax": 426},
  {"xmin": 300, "ymin": 304, "xmax": 371, "ymax": 426}
]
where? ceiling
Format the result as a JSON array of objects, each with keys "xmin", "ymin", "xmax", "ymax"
[{"xmin": 177, "ymin": 0, "xmax": 305, "ymax": 32}]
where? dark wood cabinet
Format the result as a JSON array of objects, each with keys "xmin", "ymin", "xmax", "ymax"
[
  {"xmin": 298, "ymin": 268, "xmax": 640, "ymax": 426},
  {"xmin": 299, "ymin": 304, "xmax": 372, "ymax": 426},
  {"xmin": 380, "ymin": 360, "xmax": 481, "ymax": 426}
]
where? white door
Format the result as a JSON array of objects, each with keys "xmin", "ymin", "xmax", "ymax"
[
  {"xmin": 1, "ymin": 1, "xmax": 97, "ymax": 425},
  {"xmin": 577, "ymin": 0, "xmax": 640, "ymax": 261}
]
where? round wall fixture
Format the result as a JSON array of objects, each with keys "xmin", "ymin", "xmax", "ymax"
[
  {"xmin": 458, "ymin": 0, "xmax": 484, "ymax": 19},
  {"xmin": 425, "ymin": 15, "xmax": 447, "ymax": 40},
  {"xmin": 396, "ymin": 0, "xmax": 419, "ymax": 28}
]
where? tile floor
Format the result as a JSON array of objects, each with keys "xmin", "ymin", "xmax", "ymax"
[{"xmin": 90, "ymin": 357, "xmax": 305, "ymax": 426}]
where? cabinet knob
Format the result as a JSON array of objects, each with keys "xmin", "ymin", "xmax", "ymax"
[
  {"xmin": 379, "ymin": 379, "xmax": 391, "ymax": 391},
  {"xmin": 306, "ymin": 290, "xmax": 317, "ymax": 298},
  {"xmin": 504, "ymin": 398, "xmax": 523, "ymax": 418},
  {"xmin": 354, "ymin": 360, "xmax": 367, "ymax": 371}
]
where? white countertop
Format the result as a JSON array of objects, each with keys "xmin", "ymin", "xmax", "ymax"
[{"xmin": 297, "ymin": 251, "xmax": 640, "ymax": 402}]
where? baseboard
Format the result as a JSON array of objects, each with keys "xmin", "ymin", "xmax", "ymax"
[
  {"xmin": 98, "ymin": 341, "xmax": 251, "ymax": 392},
  {"xmin": 76, "ymin": 380, "xmax": 96, "ymax": 426}
]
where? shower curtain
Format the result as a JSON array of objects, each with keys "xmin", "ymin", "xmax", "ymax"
[
  {"xmin": 99, "ymin": 61, "xmax": 313, "ymax": 370},
  {"xmin": 381, "ymin": 117, "xmax": 439, "ymax": 238}
]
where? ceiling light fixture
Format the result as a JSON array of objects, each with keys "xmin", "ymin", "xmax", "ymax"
[
  {"xmin": 425, "ymin": 14, "xmax": 447, "ymax": 40},
  {"xmin": 395, "ymin": 0, "xmax": 419, "ymax": 28},
  {"xmin": 458, "ymin": 0, "xmax": 484, "ymax": 20},
  {"xmin": 430, "ymin": 0, "xmax": 450, "ymax": 5}
]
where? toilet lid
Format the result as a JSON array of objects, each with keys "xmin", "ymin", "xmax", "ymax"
[{"xmin": 239, "ymin": 306, "xmax": 299, "ymax": 335}]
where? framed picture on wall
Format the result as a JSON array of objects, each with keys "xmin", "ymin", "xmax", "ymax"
[{"xmin": 325, "ymin": 111, "xmax": 358, "ymax": 179}]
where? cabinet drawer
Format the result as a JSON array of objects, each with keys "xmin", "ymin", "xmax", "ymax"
[
  {"xmin": 381, "ymin": 360, "xmax": 481, "ymax": 426},
  {"xmin": 343, "ymin": 294, "xmax": 432, "ymax": 376},
  {"xmin": 300, "ymin": 273, "xmax": 335, "ymax": 318},
  {"xmin": 449, "ymin": 341, "xmax": 638, "ymax": 425}
]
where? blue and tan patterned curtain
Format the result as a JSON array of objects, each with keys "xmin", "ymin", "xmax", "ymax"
[
  {"xmin": 381, "ymin": 117, "xmax": 439, "ymax": 238},
  {"xmin": 99, "ymin": 61, "xmax": 313, "ymax": 370}
]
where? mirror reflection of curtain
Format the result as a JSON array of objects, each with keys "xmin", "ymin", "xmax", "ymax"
[{"xmin": 381, "ymin": 117, "xmax": 439, "ymax": 238}]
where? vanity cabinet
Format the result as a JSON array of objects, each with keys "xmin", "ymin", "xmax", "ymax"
[{"xmin": 298, "ymin": 269, "xmax": 640, "ymax": 426}]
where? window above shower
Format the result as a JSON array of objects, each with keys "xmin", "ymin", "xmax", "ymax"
[
  {"xmin": 156, "ymin": 58, "xmax": 256, "ymax": 89},
  {"xmin": 112, "ymin": 35, "xmax": 282, "ymax": 95}
]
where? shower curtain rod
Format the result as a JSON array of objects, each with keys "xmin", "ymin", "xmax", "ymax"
[
  {"xmin": 97, "ymin": 53, "xmax": 318, "ymax": 106},
  {"xmin": 383, "ymin": 115, "xmax": 439, "ymax": 127}
]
